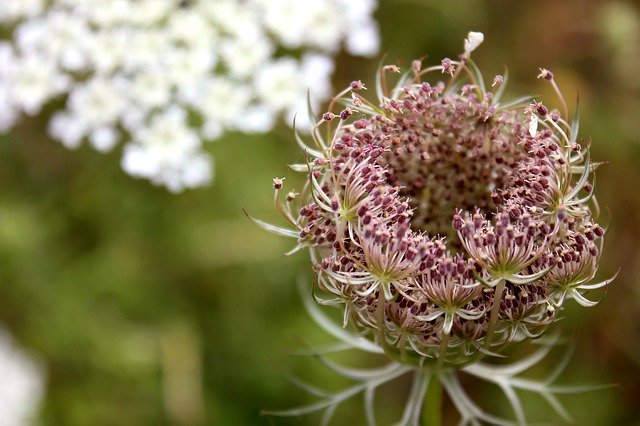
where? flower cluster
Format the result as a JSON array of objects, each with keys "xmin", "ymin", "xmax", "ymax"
[
  {"xmin": 261, "ymin": 33, "xmax": 613, "ymax": 368},
  {"xmin": 0, "ymin": 0, "xmax": 379, "ymax": 192}
]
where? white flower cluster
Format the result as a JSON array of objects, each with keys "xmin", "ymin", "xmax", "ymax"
[
  {"xmin": 0, "ymin": 328, "xmax": 44, "ymax": 426},
  {"xmin": 0, "ymin": 0, "xmax": 380, "ymax": 192}
]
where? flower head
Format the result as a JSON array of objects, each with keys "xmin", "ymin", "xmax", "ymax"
[
  {"xmin": 253, "ymin": 33, "xmax": 618, "ymax": 426},
  {"xmin": 262, "ymin": 33, "xmax": 613, "ymax": 368},
  {"xmin": 0, "ymin": 0, "xmax": 380, "ymax": 191}
]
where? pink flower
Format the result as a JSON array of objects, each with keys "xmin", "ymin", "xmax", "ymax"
[{"xmin": 260, "ymin": 45, "xmax": 613, "ymax": 367}]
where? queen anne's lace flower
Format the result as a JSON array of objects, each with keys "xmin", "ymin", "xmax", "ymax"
[
  {"xmin": 254, "ymin": 33, "xmax": 616, "ymax": 424},
  {"xmin": 0, "ymin": 0, "xmax": 380, "ymax": 191},
  {"xmin": 274, "ymin": 68, "xmax": 612, "ymax": 362}
]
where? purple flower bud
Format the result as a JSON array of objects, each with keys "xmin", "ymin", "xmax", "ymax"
[
  {"xmin": 323, "ymin": 112, "xmax": 335, "ymax": 122},
  {"xmin": 538, "ymin": 68, "xmax": 554, "ymax": 80},
  {"xmin": 593, "ymin": 225, "xmax": 604, "ymax": 237},
  {"xmin": 350, "ymin": 80, "xmax": 365, "ymax": 90},
  {"xmin": 354, "ymin": 120, "xmax": 368, "ymax": 129},
  {"xmin": 453, "ymin": 213, "xmax": 463, "ymax": 230},
  {"xmin": 273, "ymin": 177, "xmax": 284, "ymax": 190}
]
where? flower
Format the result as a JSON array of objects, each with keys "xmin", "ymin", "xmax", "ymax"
[
  {"xmin": 255, "ymin": 32, "xmax": 615, "ymax": 424},
  {"xmin": 0, "ymin": 0, "xmax": 380, "ymax": 192},
  {"xmin": 464, "ymin": 31, "xmax": 484, "ymax": 54},
  {"xmin": 0, "ymin": 328, "xmax": 45, "ymax": 426},
  {"xmin": 120, "ymin": 107, "xmax": 212, "ymax": 192}
]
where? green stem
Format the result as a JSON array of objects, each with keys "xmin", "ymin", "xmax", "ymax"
[
  {"xmin": 422, "ymin": 373, "xmax": 442, "ymax": 426},
  {"xmin": 436, "ymin": 332, "xmax": 450, "ymax": 370},
  {"xmin": 375, "ymin": 289, "xmax": 391, "ymax": 356},
  {"xmin": 483, "ymin": 279, "xmax": 506, "ymax": 350}
]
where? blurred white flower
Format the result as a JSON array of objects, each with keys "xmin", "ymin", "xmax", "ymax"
[
  {"xmin": 0, "ymin": 0, "xmax": 380, "ymax": 192},
  {"xmin": 68, "ymin": 77, "xmax": 126, "ymax": 128},
  {"xmin": 0, "ymin": 328, "xmax": 45, "ymax": 426},
  {"xmin": 464, "ymin": 31, "xmax": 484, "ymax": 54},
  {"xmin": 346, "ymin": 22, "xmax": 380, "ymax": 57},
  {"xmin": 48, "ymin": 112, "xmax": 87, "ymax": 149},
  {"xmin": 89, "ymin": 126, "xmax": 119, "ymax": 153},
  {"xmin": 2, "ymin": 53, "xmax": 68, "ymax": 116},
  {"xmin": 121, "ymin": 107, "xmax": 213, "ymax": 192},
  {"xmin": 0, "ymin": 0, "xmax": 44, "ymax": 22},
  {"xmin": 342, "ymin": 0, "xmax": 380, "ymax": 56}
]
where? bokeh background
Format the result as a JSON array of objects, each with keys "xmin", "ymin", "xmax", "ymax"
[{"xmin": 1, "ymin": 0, "xmax": 639, "ymax": 424}]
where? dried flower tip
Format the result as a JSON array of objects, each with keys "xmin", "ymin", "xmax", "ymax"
[
  {"xmin": 412, "ymin": 60, "xmax": 422, "ymax": 73},
  {"xmin": 538, "ymin": 68, "xmax": 555, "ymax": 81},
  {"xmin": 350, "ymin": 80, "xmax": 366, "ymax": 90},
  {"xmin": 532, "ymin": 101, "xmax": 548, "ymax": 116},
  {"xmin": 323, "ymin": 112, "xmax": 336, "ymax": 122},
  {"xmin": 286, "ymin": 191, "xmax": 298, "ymax": 202},
  {"xmin": 272, "ymin": 177, "xmax": 285, "ymax": 190},
  {"xmin": 351, "ymin": 92, "xmax": 364, "ymax": 107},
  {"xmin": 452, "ymin": 212, "xmax": 463, "ymax": 230},
  {"xmin": 383, "ymin": 65, "xmax": 401, "ymax": 73},
  {"xmin": 464, "ymin": 31, "xmax": 485, "ymax": 54},
  {"xmin": 340, "ymin": 107, "xmax": 353, "ymax": 120},
  {"xmin": 441, "ymin": 58, "xmax": 455, "ymax": 75},
  {"xmin": 382, "ymin": 97, "xmax": 402, "ymax": 113}
]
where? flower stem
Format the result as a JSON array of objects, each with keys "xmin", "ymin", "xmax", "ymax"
[
  {"xmin": 483, "ymin": 279, "xmax": 505, "ymax": 350},
  {"xmin": 375, "ymin": 289, "xmax": 389, "ymax": 355},
  {"xmin": 422, "ymin": 373, "xmax": 442, "ymax": 426}
]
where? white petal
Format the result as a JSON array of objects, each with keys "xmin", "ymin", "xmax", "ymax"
[
  {"xmin": 464, "ymin": 31, "xmax": 485, "ymax": 53},
  {"xmin": 529, "ymin": 114, "xmax": 539, "ymax": 137},
  {"xmin": 346, "ymin": 22, "xmax": 380, "ymax": 57},
  {"xmin": 48, "ymin": 112, "xmax": 87, "ymax": 149},
  {"xmin": 89, "ymin": 127, "xmax": 119, "ymax": 153},
  {"xmin": 0, "ymin": 328, "xmax": 45, "ymax": 426}
]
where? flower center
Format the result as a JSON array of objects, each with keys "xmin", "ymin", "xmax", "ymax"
[{"xmin": 368, "ymin": 91, "xmax": 526, "ymax": 242}]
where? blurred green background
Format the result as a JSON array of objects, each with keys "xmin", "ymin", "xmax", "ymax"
[{"xmin": 1, "ymin": 0, "xmax": 639, "ymax": 424}]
